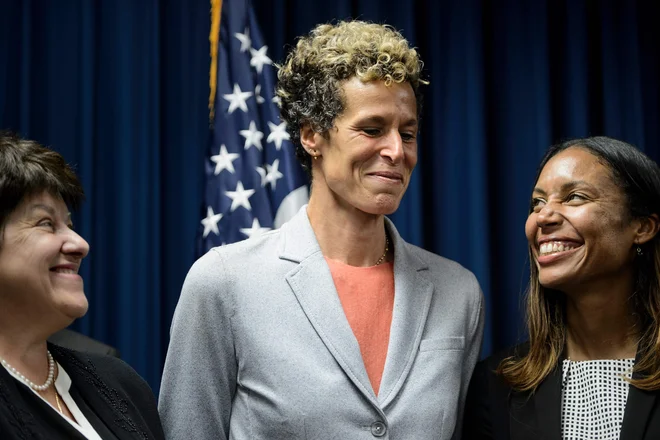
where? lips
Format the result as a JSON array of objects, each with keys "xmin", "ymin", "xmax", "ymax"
[
  {"xmin": 50, "ymin": 263, "xmax": 80, "ymax": 275},
  {"xmin": 534, "ymin": 238, "xmax": 584, "ymax": 265},
  {"xmin": 367, "ymin": 171, "xmax": 404, "ymax": 182}
]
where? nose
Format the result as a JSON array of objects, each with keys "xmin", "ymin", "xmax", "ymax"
[
  {"xmin": 535, "ymin": 202, "xmax": 562, "ymax": 227},
  {"xmin": 380, "ymin": 130, "xmax": 404, "ymax": 163},
  {"xmin": 62, "ymin": 229, "xmax": 90, "ymax": 259}
]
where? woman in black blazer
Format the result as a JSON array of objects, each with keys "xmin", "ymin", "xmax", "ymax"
[
  {"xmin": 465, "ymin": 136, "xmax": 660, "ymax": 440},
  {"xmin": 0, "ymin": 132, "xmax": 164, "ymax": 439}
]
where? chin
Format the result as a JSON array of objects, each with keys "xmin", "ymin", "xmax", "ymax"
[
  {"xmin": 364, "ymin": 194, "xmax": 403, "ymax": 215},
  {"xmin": 538, "ymin": 275, "xmax": 572, "ymax": 293},
  {"xmin": 59, "ymin": 294, "xmax": 89, "ymax": 319}
]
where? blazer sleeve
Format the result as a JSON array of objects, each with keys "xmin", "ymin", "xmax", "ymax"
[
  {"xmin": 463, "ymin": 359, "xmax": 495, "ymax": 440},
  {"xmin": 159, "ymin": 249, "xmax": 237, "ymax": 440}
]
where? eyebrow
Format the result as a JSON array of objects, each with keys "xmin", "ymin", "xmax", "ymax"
[
  {"xmin": 532, "ymin": 180, "xmax": 595, "ymax": 196},
  {"xmin": 356, "ymin": 115, "xmax": 418, "ymax": 128},
  {"xmin": 27, "ymin": 204, "xmax": 73, "ymax": 223}
]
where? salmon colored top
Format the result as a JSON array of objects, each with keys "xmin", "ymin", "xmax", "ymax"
[{"xmin": 325, "ymin": 258, "xmax": 395, "ymax": 395}]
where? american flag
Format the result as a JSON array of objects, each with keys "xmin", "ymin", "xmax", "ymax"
[{"xmin": 198, "ymin": 0, "xmax": 309, "ymax": 256}]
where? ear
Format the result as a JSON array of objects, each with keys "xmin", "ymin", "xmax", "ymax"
[
  {"xmin": 300, "ymin": 124, "xmax": 319, "ymax": 154},
  {"xmin": 634, "ymin": 213, "xmax": 660, "ymax": 245}
]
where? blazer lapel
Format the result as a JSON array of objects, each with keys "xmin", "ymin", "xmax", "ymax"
[
  {"xmin": 376, "ymin": 220, "xmax": 434, "ymax": 408},
  {"xmin": 281, "ymin": 208, "xmax": 380, "ymax": 407},
  {"xmin": 620, "ymin": 351, "xmax": 658, "ymax": 440}
]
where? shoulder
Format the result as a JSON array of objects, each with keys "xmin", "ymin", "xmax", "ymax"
[
  {"xmin": 405, "ymin": 242, "xmax": 480, "ymax": 287},
  {"xmin": 51, "ymin": 345, "xmax": 154, "ymax": 397},
  {"xmin": 181, "ymin": 230, "xmax": 285, "ymax": 309},
  {"xmin": 189, "ymin": 229, "xmax": 283, "ymax": 282},
  {"xmin": 475, "ymin": 342, "xmax": 530, "ymax": 379},
  {"xmin": 48, "ymin": 329, "xmax": 120, "ymax": 357}
]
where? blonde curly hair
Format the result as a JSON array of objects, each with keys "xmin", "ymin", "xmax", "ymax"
[{"xmin": 276, "ymin": 20, "xmax": 427, "ymax": 175}]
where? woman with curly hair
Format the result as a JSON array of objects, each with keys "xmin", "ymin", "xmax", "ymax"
[
  {"xmin": 160, "ymin": 20, "xmax": 484, "ymax": 440},
  {"xmin": 464, "ymin": 136, "xmax": 660, "ymax": 439}
]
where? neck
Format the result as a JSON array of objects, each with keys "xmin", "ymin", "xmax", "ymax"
[
  {"xmin": 307, "ymin": 194, "xmax": 390, "ymax": 267},
  {"xmin": 0, "ymin": 331, "xmax": 51, "ymax": 386},
  {"xmin": 564, "ymin": 284, "xmax": 639, "ymax": 360}
]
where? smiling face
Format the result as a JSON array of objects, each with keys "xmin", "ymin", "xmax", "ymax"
[
  {"xmin": 525, "ymin": 147, "xmax": 643, "ymax": 294},
  {"xmin": 302, "ymin": 77, "xmax": 418, "ymax": 216},
  {"xmin": 0, "ymin": 191, "xmax": 90, "ymax": 328}
]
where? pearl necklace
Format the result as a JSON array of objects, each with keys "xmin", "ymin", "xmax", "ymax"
[
  {"xmin": 0, "ymin": 350, "xmax": 55, "ymax": 391},
  {"xmin": 375, "ymin": 235, "xmax": 389, "ymax": 266}
]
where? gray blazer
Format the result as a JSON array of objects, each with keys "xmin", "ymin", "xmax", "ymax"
[{"xmin": 159, "ymin": 207, "xmax": 484, "ymax": 440}]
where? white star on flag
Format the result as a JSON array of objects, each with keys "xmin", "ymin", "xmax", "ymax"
[
  {"xmin": 239, "ymin": 218, "xmax": 271, "ymax": 239},
  {"xmin": 250, "ymin": 45, "xmax": 272, "ymax": 74},
  {"xmin": 265, "ymin": 159, "xmax": 284, "ymax": 190},
  {"xmin": 201, "ymin": 206, "xmax": 223, "ymax": 238},
  {"xmin": 254, "ymin": 84, "xmax": 265, "ymax": 104},
  {"xmin": 234, "ymin": 28, "xmax": 251, "ymax": 52},
  {"xmin": 225, "ymin": 181, "xmax": 256, "ymax": 212},
  {"xmin": 223, "ymin": 83, "xmax": 252, "ymax": 114},
  {"xmin": 266, "ymin": 121, "xmax": 290, "ymax": 150},
  {"xmin": 272, "ymin": 95, "xmax": 281, "ymax": 107},
  {"xmin": 210, "ymin": 144, "xmax": 240, "ymax": 175},
  {"xmin": 239, "ymin": 121, "xmax": 264, "ymax": 151},
  {"xmin": 256, "ymin": 165, "xmax": 268, "ymax": 187}
]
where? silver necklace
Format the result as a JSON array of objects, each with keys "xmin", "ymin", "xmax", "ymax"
[{"xmin": 0, "ymin": 350, "xmax": 55, "ymax": 391}]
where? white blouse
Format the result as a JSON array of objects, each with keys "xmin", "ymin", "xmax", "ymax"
[{"xmin": 561, "ymin": 358, "xmax": 635, "ymax": 440}]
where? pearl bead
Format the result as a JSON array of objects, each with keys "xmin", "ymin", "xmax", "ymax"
[{"xmin": 0, "ymin": 350, "xmax": 55, "ymax": 391}]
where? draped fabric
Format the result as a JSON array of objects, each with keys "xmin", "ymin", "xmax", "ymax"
[{"xmin": 0, "ymin": 0, "xmax": 658, "ymax": 392}]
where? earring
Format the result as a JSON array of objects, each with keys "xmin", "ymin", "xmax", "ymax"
[
  {"xmin": 310, "ymin": 149, "xmax": 319, "ymax": 160},
  {"xmin": 636, "ymin": 246, "xmax": 643, "ymax": 256}
]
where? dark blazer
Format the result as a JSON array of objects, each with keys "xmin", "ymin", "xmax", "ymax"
[
  {"xmin": 464, "ymin": 343, "xmax": 660, "ymax": 440},
  {"xmin": 0, "ymin": 343, "xmax": 164, "ymax": 439},
  {"xmin": 48, "ymin": 329, "xmax": 121, "ymax": 358}
]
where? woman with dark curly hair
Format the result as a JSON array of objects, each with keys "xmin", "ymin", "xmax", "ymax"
[
  {"xmin": 464, "ymin": 136, "xmax": 660, "ymax": 439},
  {"xmin": 0, "ymin": 132, "xmax": 165, "ymax": 439},
  {"xmin": 160, "ymin": 20, "xmax": 484, "ymax": 440}
]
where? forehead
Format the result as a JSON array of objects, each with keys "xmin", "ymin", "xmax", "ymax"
[
  {"xmin": 536, "ymin": 147, "xmax": 613, "ymax": 188},
  {"xmin": 339, "ymin": 77, "xmax": 417, "ymax": 120},
  {"xmin": 14, "ymin": 192, "xmax": 70, "ymax": 218}
]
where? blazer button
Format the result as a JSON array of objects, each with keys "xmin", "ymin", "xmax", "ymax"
[{"xmin": 371, "ymin": 421, "xmax": 387, "ymax": 437}]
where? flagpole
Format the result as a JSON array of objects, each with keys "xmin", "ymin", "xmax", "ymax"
[{"xmin": 209, "ymin": 0, "xmax": 223, "ymax": 122}]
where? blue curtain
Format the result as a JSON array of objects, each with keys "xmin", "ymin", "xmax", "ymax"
[
  {"xmin": 1, "ymin": 0, "xmax": 658, "ymax": 393},
  {"xmin": 0, "ymin": 0, "xmax": 210, "ymax": 393}
]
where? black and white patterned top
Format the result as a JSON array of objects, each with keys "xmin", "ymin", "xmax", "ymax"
[{"xmin": 561, "ymin": 358, "xmax": 635, "ymax": 440}]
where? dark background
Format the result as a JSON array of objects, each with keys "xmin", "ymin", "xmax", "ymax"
[{"xmin": 1, "ymin": 0, "xmax": 658, "ymax": 393}]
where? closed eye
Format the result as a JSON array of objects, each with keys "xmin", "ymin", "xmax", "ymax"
[
  {"xmin": 362, "ymin": 128, "xmax": 381, "ymax": 136},
  {"xmin": 401, "ymin": 132, "xmax": 416, "ymax": 142},
  {"xmin": 566, "ymin": 193, "xmax": 587, "ymax": 203},
  {"xmin": 530, "ymin": 197, "xmax": 546, "ymax": 212},
  {"xmin": 37, "ymin": 219, "xmax": 55, "ymax": 229}
]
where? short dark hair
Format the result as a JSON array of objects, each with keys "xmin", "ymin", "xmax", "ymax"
[{"xmin": 0, "ymin": 131, "xmax": 84, "ymax": 237}]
